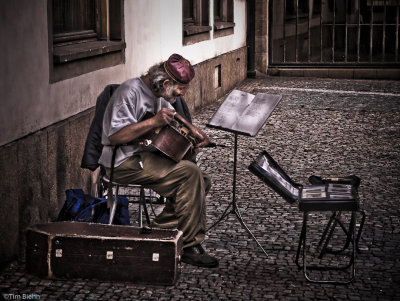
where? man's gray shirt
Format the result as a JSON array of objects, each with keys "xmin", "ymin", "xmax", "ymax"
[{"xmin": 98, "ymin": 77, "xmax": 174, "ymax": 168}]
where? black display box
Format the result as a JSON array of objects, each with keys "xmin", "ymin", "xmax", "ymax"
[{"xmin": 248, "ymin": 151, "xmax": 360, "ymax": 212}]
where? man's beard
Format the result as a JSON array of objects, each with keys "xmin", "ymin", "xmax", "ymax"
[{"xmin": 161, "ymin": 85, "xmax": 178, "ymax": 103}]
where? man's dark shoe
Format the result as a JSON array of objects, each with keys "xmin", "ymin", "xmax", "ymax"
[{"xmin": 181, "ymin": 245, "xmax": 219, "ymax": 268}]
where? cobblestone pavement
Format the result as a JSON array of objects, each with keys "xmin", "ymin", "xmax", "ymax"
[{"xmin": 1, "ymin": 76, "xmax": 400, "ymax": 300}]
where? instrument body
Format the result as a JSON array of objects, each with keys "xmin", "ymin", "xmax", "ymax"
[
  {"xmin": 151, "ymin": 124, "xmax": 193, "ymax": 162},
  {"xmin": 140, "ymin": 112, "xmax": 197, "ymax": 162}
]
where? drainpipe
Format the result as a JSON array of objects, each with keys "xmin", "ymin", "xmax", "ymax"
[{"xmin": 247, "ymin": 0, "xmax": 256, "ymax": 78}]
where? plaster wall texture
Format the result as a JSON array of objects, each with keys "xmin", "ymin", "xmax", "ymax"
[{"xmin": 0, "ymin": 0, "xmax": 247, "ymax": 147}]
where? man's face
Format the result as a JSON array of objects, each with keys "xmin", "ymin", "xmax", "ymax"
[{"xmin": 161, "ymin": 82, "xmax": 188, "ymax": 103}]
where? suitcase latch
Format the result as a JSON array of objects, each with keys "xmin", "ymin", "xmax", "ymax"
[
  {"xmin": 55, "ymin": 249, "xmax": 62, "ymax": 257},
  {"xmin": 106, "ymin": 251, "xmax": 113, "ymax": 260}
]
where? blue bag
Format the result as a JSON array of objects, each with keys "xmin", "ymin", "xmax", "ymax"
[{"xmin": 57, "ymin": 189, "xmax": 130, "ymax": 225}]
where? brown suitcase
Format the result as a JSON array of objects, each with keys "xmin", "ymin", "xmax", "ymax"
[{"xmin": 25, "ymin": 222, "xmax": 183, "ymax": 285}]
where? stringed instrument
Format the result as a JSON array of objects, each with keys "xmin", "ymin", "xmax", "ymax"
[{"xmin": 139, "ymin": 112, "xmax": 199, "ymax": 162}]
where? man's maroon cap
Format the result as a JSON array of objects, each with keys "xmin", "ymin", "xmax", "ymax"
[{"xmin": 164, "ymin": 54, "xmax": 195, "ymax": 85}]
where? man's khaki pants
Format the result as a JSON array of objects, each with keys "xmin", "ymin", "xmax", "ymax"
[{"xmin": 108, "ymin": 152, "xmax": 211, "ymax": 248}]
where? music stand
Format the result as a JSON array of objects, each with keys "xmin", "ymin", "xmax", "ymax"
[{"xmin": 206, "ymin": 89, "xmax": 282, "ymax": 256}]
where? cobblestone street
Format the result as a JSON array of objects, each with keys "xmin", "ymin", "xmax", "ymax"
[{"xmin": 1, "ymin": 76, "xmax": 400, "ymax": 300}]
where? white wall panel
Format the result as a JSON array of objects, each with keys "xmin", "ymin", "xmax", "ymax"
[{"xmin": 0, "ymin": 0, "xmax": 247, "ymax": 146}]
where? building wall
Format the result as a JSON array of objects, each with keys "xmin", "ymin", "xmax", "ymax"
[
  {"xmin": 0, "ymin": 0, "xmax": 247, "ymax": 147},
  {"xmin": 0, "ymin": 0, "xmax": 247, "ymax": 267},
  {"xmin": 255, "ymin": 0, "xmax": 269, "ymax": 74}
]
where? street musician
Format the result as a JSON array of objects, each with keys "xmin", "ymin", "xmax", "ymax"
[{"xmin": 98, "ymin": 54, "xmax": 218, "ymax": 268}]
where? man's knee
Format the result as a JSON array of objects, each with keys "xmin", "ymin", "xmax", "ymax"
[
  {"xmin": 180, "ymin": 160, "xmax": 202, "ymax": 178},
  {"xmin": 179, "ymin": 161, "xmax": 210, "ymax": 189}
]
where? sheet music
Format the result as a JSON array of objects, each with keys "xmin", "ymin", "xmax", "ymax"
[
  {"xmin": 207, "ymin": 90, "xmax": 254, "ymax": 132},
  {"xmin": 207, "ymin": 89, "xmax": 282, "ymax": 136}
]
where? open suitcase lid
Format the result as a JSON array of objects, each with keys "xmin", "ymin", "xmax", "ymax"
[
  {"xmin": 248, "ymin": 151, "xmax": 301, "ymax": 204},
  {"xmin": 249, "ymin": 151, "xmax": 359, "ymax": 211}
]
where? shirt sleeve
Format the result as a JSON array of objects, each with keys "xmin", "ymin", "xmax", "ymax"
[
  {"xmin": 109, "ymin": 102, "xmax": 138, "ymax": 136},
  {"xmin": 103, "ymin": 92, "xmax": 139, "ymax": 138}
]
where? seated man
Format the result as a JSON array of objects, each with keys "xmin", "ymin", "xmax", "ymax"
[{"xmin": 98, "ymin": 54, "xmax": 218, "ymax": 268}]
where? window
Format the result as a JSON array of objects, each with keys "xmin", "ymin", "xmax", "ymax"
[
  {"xmin": 52, "ymin": 0, "xmax": 96, "ymax": 45},
  {"xmin": 183, "ymin": 0, "xmax": 211, "ymax": 45},
  {"xmin": 214, "ymin": 64, "xmax": 221, "ymax": 89},
  {"xmin": 214, "ymin": 0, "xmax": 234, "ymax": 30},
  {"xmin": 214, "ymin": 0, "xmax": 234, "ymax": 38},
  {"xmin": 49, "ymin": 0, "xmax": 125, "ymax": 82}
]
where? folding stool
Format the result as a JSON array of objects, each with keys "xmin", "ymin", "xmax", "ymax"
[{"xmin": 248, "ymin": 150, "xmax": 365, "ymax": 284}]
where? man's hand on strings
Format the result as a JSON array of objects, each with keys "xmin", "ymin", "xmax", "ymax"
[{"xmin": 153, "ymin": 108, "xmax": 175, "ymax": 128}]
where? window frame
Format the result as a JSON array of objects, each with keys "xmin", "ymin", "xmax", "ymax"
[
  {"xmin": 48, "ymin": 0, "xmax": 125, "ymax": 83},
  {"xmin": 183, "ymin": 0, "xmax": 212, "ymax": 45},
  {"xmin": 213, "ymin": 0, "xmax": 235, "ymax": 38}
]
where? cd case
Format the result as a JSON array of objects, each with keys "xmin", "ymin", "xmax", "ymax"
[
  {"xmin": 301, "ymin": 184, "xmax": 354, "ymax": 200},
  {"xmin": 248, "ymin": 151, "xmax": 359, "ymax": 211}
]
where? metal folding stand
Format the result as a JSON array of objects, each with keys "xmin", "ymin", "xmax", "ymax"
[
  {"xmin": 207, "ymin": 133, "xmax": 268, "ymax": 256},
  {"xmin": 317, "ymin": 210, "xmax": 366, "ymax": 257},
  {"xmin": 295, "ymin": 209, "xmax": 366, "ymax": 284}
]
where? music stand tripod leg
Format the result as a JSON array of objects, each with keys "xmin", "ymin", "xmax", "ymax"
[
  {"xmin": 207, "ymin": 201, "xmax": 234, "ymax": 231},
  {"xmin": 233, "ymin": 202, "xmax": 269, "ymax": 256},
  {"xmin": 208, "ymin": 133, "xmax": 268, "ymax": 256}
]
